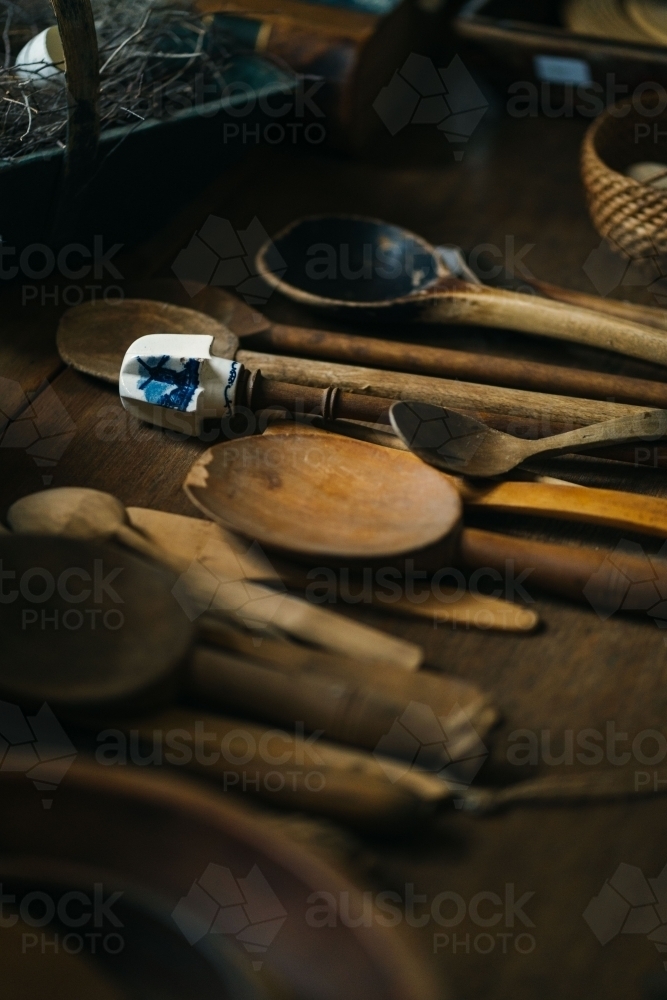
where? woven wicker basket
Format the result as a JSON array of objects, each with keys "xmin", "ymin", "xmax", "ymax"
[{"xmin": 582, "ymin": 97, "xmax": 667, "ymax": 259}]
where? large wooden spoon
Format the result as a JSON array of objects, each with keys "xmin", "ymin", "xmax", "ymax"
[
  {"xmin": 7, "ymin": 487, "xmax": 423, "ymax": 669},
  {"xmin": 257, "ymin": 216, "xmax": 667, "ymax": 367},
  {"xmin": 197, "ymin": 424, "xmax": 667, "ymax": 615}
]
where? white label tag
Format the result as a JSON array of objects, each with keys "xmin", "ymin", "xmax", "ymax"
[{"xmin": 533, "ymin": 55, "xmax": 592, "ymax": 86}]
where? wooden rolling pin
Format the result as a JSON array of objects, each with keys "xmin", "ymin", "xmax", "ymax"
[{"xmin": 245, "ymin": 324, "xmax": 667, "ymax": 409}]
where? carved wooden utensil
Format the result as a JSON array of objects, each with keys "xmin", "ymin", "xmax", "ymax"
[
  {"xmin": 248, "ymin": 423, "xmax": 667, "ymax": 616},
  {"xmin": 389, "ymin": 401, "xmax": 667, "ymax": 478},
  {"xmin": 56, "ymin": 298, "xmax": 664, "ymax": 442},
  {"xmin": 183, "ymin": 429, "xmax": 463, "ymax": 564},
  {"xmin": 0, "ymin": 535, "xmax": 495, "ymax": 782},
  {"xmin": 7, "ymin": 487, "xmax": 423, "ymax": 669},
  {"xmin": 257, "ymin": 216, "xmax": 667, "ymax": 367}
]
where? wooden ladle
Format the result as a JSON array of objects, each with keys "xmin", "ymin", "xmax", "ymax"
[
  {"xmin": 389, "ymin": 401, "xmax": 667, "ymax": 478},
  {"xmin": 7, "ymin": 487, "xmax": 423, "ymax": 669},
  {"xmin": 256, "ymin": 216, "xmax": 667, "ymax": 367}
]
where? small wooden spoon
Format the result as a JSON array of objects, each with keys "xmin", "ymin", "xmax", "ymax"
[
  {"xmin": 7, "ymin": 487, "xmax": 423, "ymax": 670},
  {"xmin": 389, "ymin": 401, "xmax": 667, "ymax": 478}
]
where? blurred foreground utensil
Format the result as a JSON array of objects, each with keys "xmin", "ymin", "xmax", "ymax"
[
  {"xmin": 7, "ymin": 488, "xmax": 422, "ymax": 670},
  {"xmin": 0, "ymin": 758, "xmax": 444, "ymax": 998},
  {"xmin": 0, "ymin": 535, "xmax": 494, "ymax": 763}
]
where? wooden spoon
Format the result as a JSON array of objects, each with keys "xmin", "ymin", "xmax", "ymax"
[
  {"xmin": 389, "ymin": 401, "xmax": 667, "ymax": 478},
  {"xmin": 256, "ymin": 216, "xmax": 667, "ymax": 367},
  {"xmin": 183, "ymin": 430, "xmax": 463, "ymax": 564},
  {"xmin": 0, "ymin": 534, "xmax": 494, "ymax": 761},
  {"xmin": 241, "ymin": 423, "xmax": 667, "ymax": 615},
  {"xmin": 130, "ymin": 282, "xmax": 667, "ymax": 410},
  {"xmin": 56, "ymin": 298, "xmax": 661, "ymax": 440},
  {"xmin": 7, "ymin": 487, "xmax": 423, "ymax": 670}
]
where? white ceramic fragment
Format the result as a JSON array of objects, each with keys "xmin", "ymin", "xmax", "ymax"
[
  {"xmin": 119, "ymin": 334, "xmax": 241, "ymax": 435},
  {"xmin": 14, "ymin": 26, "xmax": 66, "ymax": 85}
]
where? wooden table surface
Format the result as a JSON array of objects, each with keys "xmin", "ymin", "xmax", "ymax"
[{"xmin": 4, "ymin": 110, "xmax": 667, "ymax": 999}]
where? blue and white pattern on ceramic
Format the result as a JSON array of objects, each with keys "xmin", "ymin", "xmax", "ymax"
[
  {"xmin": 137, "ymin": 354, "xmax": 201, "ymax": 412},
  {"xmin": 119, "ymin": 334, "xmax": 243, "ymax": 435}
]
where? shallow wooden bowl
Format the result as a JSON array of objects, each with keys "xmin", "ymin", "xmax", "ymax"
[{"xmin": 184, "ymin": 430, "xmax": 462, "ymax": 562}]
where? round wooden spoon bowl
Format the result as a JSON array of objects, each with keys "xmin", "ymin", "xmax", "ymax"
[{"xmin": 184, "ymin": 430, "xmax": 462, "ymax": 564}]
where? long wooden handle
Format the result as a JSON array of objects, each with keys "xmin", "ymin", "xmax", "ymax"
[
  {"xmin": 424, "ymin": 282, "xmax": 667, "ymax": 367},
  {"xmin": 460, "ymin": 478, "xmax": 667, "ymax": 538},
  {"xmin": 188, "ymin": 645, "xmax": 493, "ymax": 760},
  {"xmin": 525, "ymin": 409, "xmax": 667, "ymax": 459},
  {"xmin": 460, "ymin": 527, "xmax": 665, "ymax": 611},
  {"xmin": 51, "ymin": 0, "xmax": 99, "ymax": 185},
  {"xmin": 528, "ymin": 277, "xmax": 667, "ymax": 334},
  {"xmin": 237, "ymin": 349, "xmax": 644, "ymax": 432},
  {"xmin": 248, "ymin": 323, "xmax": 667, "ymax": 409},
  {"xmin": 122, "ymin": 707, "xmax": 450, "ymax": 828}
]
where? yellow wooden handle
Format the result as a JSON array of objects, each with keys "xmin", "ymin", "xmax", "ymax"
[{"xmin": 461, "ymin": 479, "xmax": 667, "ymax": 537}]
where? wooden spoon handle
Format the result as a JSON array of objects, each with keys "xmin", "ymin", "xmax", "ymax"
[
  {"xmin": 525, "ymin": 409, "xmax": 667, "ymax": 459},
  {"xmin": 460, "ymin": 527, "xmax": 665, "ymax": 611},
  {"xmin": 460, "ymin": 479, "xmax": 667, "ymax": 538},
  {"xmin": 249, "ymin": 323, "xmax": 667, "ymax": 409},
  {"xmin": 188, "ymin": 646, "xmax": 489, "ymax": 760},
  {"xmin": 527, "ymin": 277, "xmax": 667, "ymax": 334},
  {"xmin": 426, "ymin": 282, "xmax": 667, "ymax": 367},
  {"xmin": 127, "ymin": 708, "xmax": 450, "ymax": 828}
]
